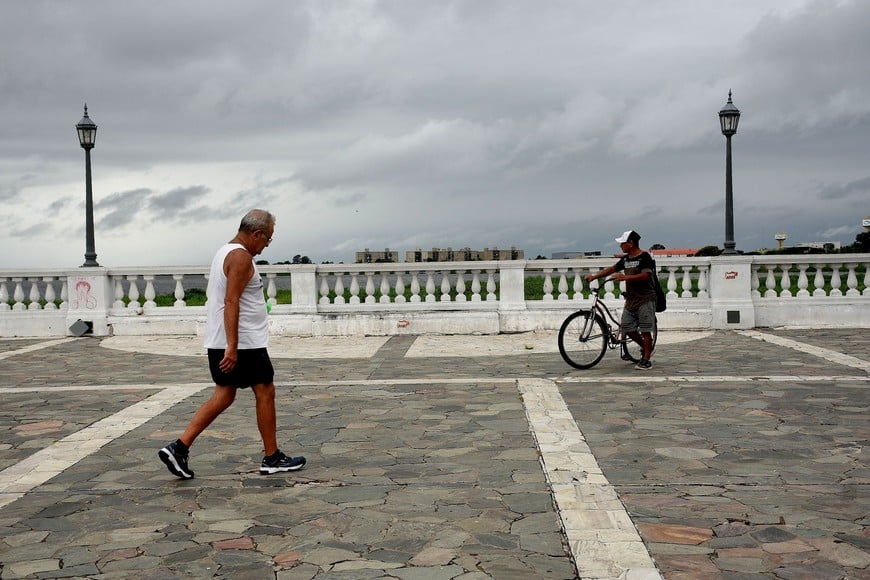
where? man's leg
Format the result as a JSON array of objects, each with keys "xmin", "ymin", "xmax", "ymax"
[
  {"xmin": 159, "ymin": 385, "xmax": 236, "ymax": 478},
  {"xmin": 641, "ymin": 332, "xmax": 653, "ymax": 360},
  {"xmin": 251, "ymin": 382, "xmax": 278, "ymax": 456},
  {"xmin": 179, "ymin": 385, "xmax": 237, "ymax": 447},
  {"xmin": 637, "ymin": 301, "xmax": 656, "ymax": 364}
]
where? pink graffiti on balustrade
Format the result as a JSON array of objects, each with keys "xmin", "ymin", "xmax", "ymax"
[
  {"xmin": 724, "ymin": 271, "xmax": 738, "ymax": 280},
  {"xmin": 71, "ymin": 280, "xmax": 97, "ymax": 309}
]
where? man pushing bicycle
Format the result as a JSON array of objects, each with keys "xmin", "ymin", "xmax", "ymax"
[{"xmin": 585, "ymin": 230, "xmax": 657, "ymax": 369}]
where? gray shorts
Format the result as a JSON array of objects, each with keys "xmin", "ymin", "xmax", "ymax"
[{"xmin": 620, "ymin": 300, "xmax": 656, "ymax": 334}]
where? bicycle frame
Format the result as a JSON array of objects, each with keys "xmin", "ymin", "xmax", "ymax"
[{"xmin": 585, "ymin": 283, "xmax": 630, "ymax": 349}]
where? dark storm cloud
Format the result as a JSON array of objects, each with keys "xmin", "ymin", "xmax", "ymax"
[
  {"xmin": 818, "ymin": 176, "xmax": 870, "ymax": 200},
  {"xmin": 46, "ymin": 197, "xmax": 74, "ymax": 217},
  {"xmin": 95, "ymin": 188, "xmax": 152, "ymax": 230},
  {"xmin": 11, "ymin": 222, "xmax": 51, "ymax": 237},
  {"xmin": 148, "ymin": 186, "xmax": 210, "ymax": 219}
]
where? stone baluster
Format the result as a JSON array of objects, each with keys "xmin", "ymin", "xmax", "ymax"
[
  {"xmin": 127, "ymin": 276, "xmax": 140, "ymax": 310},
  {"xmin": 485, "ymin": 270, "xmax": 496, "ymax": 301},
  {"xmin": 395, "ymin": 273, "xmax": 406, "ymax": 303},
  {"xmin": 379, "ymin": 274, "xmax": 391, "ymax": 304},
  {"xmin": 173, "ymin": 274, "xmax": 187, "ymax": 307},
  {"xmin": 425, "ymin": 272, "xmax": 436, "ymax": 303},
  {"xmin": 410, "ymin": 272, "xmax": 422, "ymax": 303},
  {"xmin": 440, "ymin": 272, "xmax": 451, "ymax": 302},
  {"xmin": 665, "ymin": 268, "xmax": 677, "ymax": 299},
  {"xmin": 28, "ymin": 279, "xmax": 43, "ymax": 310},
  {"xmin": 750, "ymin": 266, "xmax": 761, "ymax": 299},
  {"xmin": 59, "ymin": 279, "xmax": 68, "ymax": 310},
  {"xmin": 454, "ymin": 271, "xmax": 466, "ymax": 302},
  {"xmin": 0, "ymin": 279, "xmax": 9, "ymax": 311},
  {"xmin": 13, "ymin": 279, "xmax": 25, "ymax": 311},
  {"xmin": 113, "ymin": 277, "xmax": 126, "ymax": 309},
  {"xmin": 680, "ymin": 267, "xmax": 692, "ymax": 298},
  {"xmin": 796, "ymin": 264, "xmax": 810, "ymax": 297},
  {"xmin": 43, "ymin": 277, "xmax": 57, "ymax": 310},
  {"xmin": 696, "ymin": 266, "xmax": 708, "ymax": 299},
  {"xmin": 779, "ymin": 264, "xmax": 793, "ymax": 298},
  {"xmin": 603, "ymin": 278, "xmax": 616, "ymax": 300},
  {"xmin": 845, "ymin": 263, "xmax": 859, "ymax": 297},
  {"xmin": 364, "ymin": 273, "xmax": 376, "ymax": 304},
  {"xmin": 334, "ymin": 275, "xmax": 346, "ymax": 304},
  {"xmin": 542, "ymin": 269, "xmax": 554, "ymax": 301},
  {"xmin": 470, "ymin": 270, "xmax": 482, "ymax": 302},
  {"xmin": 318, "ymin": 275, "xmax": 330, "ymax": 304},
  {"xmin": 572, "ymin": 269, "xmax": 583, "ymax": 300},
  {"xmin": 349, "ymin": 273, "xmax": 361, "ymax": 304},
  {"xmin": 557, "ymin": 269, "xmax": 569, "ymax": 301},
  {"xmin": 143, "ymin": 276, "xmax": 157, "ymax": 309},
  {"xmin": 764, "ymin": 267, "xmax": 777, "ymax": 299},
  {"xmin": 829, "ymin": 264, "xmax": 842, "ymax": 297},
  {"xmin": 812, "ymin": 265, "xmax": 826, "ymax": 297},
  {"xmin": 265, "ymin": 273, "xmax": 278, "ymax": 306},
  {"xmin": 864, "ymin": 265, "xmax": 870, "ymax": 297}
]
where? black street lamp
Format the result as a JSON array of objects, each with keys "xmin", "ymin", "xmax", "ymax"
[
  {"xmin": 76, "ymin": 104, "xmax": 99, "ymax": 267},
  {"xmin": 718, "ymin": 90, "xmax": 741, "ymax": 255}
]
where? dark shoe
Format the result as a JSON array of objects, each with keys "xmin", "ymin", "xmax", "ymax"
[
  {"xmin": 158, "ymin": 441, "xmax": 194, "ymax": 479},
  {"xmin": 260, "ymin": 451, "xmax": 306, "ymax": 474},
  {"xmin": 635, "ymin": 358, "xmax": 653, "ymax": 370}
]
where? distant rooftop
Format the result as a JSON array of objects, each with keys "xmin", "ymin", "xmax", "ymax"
[{"xmin": 650, "ymin": 248, "xmax": 699, "ymax": 257}]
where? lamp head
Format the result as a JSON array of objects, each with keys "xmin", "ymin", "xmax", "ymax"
[
  {"xmin": 719, "ymin": 90, "xmax": 740, "ymax": 136},
  {"xmin": 76, "ymin": 104, "xmax": 97, "ymax": 149}
]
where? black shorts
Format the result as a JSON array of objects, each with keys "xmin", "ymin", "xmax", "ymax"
[{"xmin": 207, "ymin": 348, "xmax": 274, "ymax": 388}]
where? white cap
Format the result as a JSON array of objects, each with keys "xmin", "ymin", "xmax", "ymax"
[{"xmin": 615, "ymin": 230, "xmax": 640, "ymax": 244}]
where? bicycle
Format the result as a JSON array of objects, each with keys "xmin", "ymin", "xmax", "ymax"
[{"xmin": 558, "ymin": 279, "xmax": 658, "ymax": 369}]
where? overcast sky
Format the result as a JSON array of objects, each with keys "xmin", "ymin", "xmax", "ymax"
[{"xmin": 1, "ymin": 0, "xmax": 868, "ymax": 268}]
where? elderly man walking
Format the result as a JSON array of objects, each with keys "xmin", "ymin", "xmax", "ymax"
[{"xmin": 158, "ymin": 209, "xmax": 306, "ymax": 479}]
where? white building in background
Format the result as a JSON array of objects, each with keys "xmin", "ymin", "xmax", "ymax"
[
  {"xmin": 551, "ymin": 251, "xmax": 601, "ymax": 259},
  {"xmin": 798, "ymin": 241, "xmax": 841, "ymax": 251}
]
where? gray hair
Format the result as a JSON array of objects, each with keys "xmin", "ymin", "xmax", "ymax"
[{"xmin": 239, "ymin": 209, "xmax": 275, "ymax": 234}]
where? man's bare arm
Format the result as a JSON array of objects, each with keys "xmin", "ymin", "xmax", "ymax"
[{"xmin": 219, "ymin": 249, "xmax": 254, "ymax": 372}]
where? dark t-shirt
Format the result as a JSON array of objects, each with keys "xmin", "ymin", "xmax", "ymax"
[{"xmin": 614, "ymin": 251, "xmax": 657, "ymax": 310}]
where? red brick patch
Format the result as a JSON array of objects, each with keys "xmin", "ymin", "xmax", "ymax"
[
  {"xmin": 637, "ymin": 523, "xmax": 712, "ymax": 545},
  {"xmin": 274, "ymin": 551, "xmax": 303, "ymax": 568},
  {"xmin": 212, "ymin": 537, "xmax": 254, "ymax": 550}
]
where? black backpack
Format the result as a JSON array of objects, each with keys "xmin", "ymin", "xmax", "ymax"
[{"xmin": 651, "ymin": 259, "xmax": 667, "ymax": 312}]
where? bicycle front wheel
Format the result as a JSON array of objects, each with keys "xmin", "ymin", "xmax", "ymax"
[
  {"xmin": 620, "ymin": 317, "xmax": 658, "ymax": 363},
  {"xmin": 558, "ymin": 310, "xmax": 608, "ymax": 369}
]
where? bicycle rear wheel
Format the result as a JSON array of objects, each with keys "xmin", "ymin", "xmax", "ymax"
[
  {"xmin": 558, "ymin": 310, "xmax": 608, "ymax": 369},
  {"xmin": 620, "ymin": 316, "xmax": 658, "ymax": 363}
]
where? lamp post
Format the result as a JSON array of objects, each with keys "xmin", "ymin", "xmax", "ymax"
[
  {"xmin": 718, "ymin": 90, "xmax": 741, "ymax": 255},
  {"xmin": 76, "ymin": 104, "xmax": 99, "ymax": 267}
]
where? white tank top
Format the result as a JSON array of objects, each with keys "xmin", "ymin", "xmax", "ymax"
[{"xmin": 204, "ymin": 243, "xmax": 269, "ymax": 349}]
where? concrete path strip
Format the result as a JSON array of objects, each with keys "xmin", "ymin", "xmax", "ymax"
[
  {"xmin": 0, "ymin": 338, "xmax": 76, "ymax": 361},
  {"xmin": 0, "ymin": 383, "xmax": 209, "ymax": 509},
  {"xmin": 739, "ymin": 330, "xmax": 870, "ymax": 373},
  {"xmin": 518, "ymin": 378, "xmax": 662, "ymax": 579}
]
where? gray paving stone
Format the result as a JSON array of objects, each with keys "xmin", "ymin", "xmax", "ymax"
[{"xmin": 0, "ymin": 329, "xmax": 867, "ymax": 579}]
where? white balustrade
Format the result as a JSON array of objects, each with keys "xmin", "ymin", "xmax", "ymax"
[{"xmin": 0, "ymin": 256, "xmax": 867, "ymax": 337}]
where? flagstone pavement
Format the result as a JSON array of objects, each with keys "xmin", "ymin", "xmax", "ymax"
[{"xmin": 0, "ymin": 328, "xmax": 867, "ymax": 579}]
